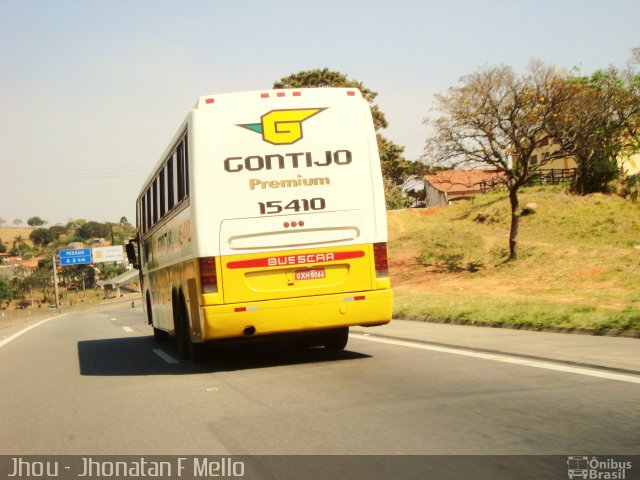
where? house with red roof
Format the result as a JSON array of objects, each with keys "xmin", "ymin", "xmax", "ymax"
[
  {"xmin": 424, "ymin": 169, "xmax": 507, "ymax": 206},
  {"xmin": 20, "ymin": 257, "xmax": 43, "ymax": 269}
]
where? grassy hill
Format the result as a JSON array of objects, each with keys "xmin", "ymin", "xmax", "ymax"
[
  {"xmin": 0, "ymin": 227, "xmax": 33, "ymax": 247},
  {"xmin": 388, "ymin": 185, "xmax": 640, "ymax": 334}
]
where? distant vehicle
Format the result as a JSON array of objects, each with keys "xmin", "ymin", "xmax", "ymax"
[
  {"xmin": 127, "ymin": 88, "xmax": 393, "ymax": 360},
  {"xmin": 47, "ymin": 305, "xmax": 57, "ymax": 311}
]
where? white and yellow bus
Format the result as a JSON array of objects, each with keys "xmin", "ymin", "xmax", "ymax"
[{"xmin": 127, "ymin": 88, "xmax": 392, "ymax": 359}]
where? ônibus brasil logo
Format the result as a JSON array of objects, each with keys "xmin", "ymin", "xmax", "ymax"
[{"xmin": 237, "ymin": 108, "xmax": 326, "ymax": 145}]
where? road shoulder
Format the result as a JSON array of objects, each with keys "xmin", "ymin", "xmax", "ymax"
[{"xmin": 352, "ymin": 319, "xmax": 640, "ymax": 374}]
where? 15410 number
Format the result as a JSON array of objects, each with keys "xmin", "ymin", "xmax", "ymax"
[{"xmin": 258, "ymin": 198, "xmax": 326, "ymax": 215}]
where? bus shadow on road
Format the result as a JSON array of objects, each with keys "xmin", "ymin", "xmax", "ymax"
[{"xmin": 77, "ymin": 336, "xmax": 370, "ymax": 376}]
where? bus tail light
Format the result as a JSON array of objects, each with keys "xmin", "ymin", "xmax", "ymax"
[
  {"xmin": 199, "ymin": 257, "xmax": 218, "ymax": 293},
  {"xmin": 344, "ymin": 295, "xmax": 366, "ymax": 302},
  {"xmin": 373, "ymin": 242, "xmax": 389, "ymax": 278}
]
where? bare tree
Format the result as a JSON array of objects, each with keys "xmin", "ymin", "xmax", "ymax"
[
  {"xmin": 629, "ymin": 46, "xmax": 640, "ymax": 68},
  {"xmin": 423, "ymin": 61, "xmax": 577, "ymax": 260}
]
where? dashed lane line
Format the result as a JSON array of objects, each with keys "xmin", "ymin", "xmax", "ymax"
[{"xmin": 153, "ymin": 349, "xmax": 179, "ymax": 364}]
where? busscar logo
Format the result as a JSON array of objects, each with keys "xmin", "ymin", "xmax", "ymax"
[{"xmin": 238, "ymin": 108, "xmax": 326, "ymax": 145}]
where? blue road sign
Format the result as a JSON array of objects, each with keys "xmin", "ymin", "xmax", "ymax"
[{"xmin": 59, "ymin": 248, "xmax": 92, "ymax": 266}]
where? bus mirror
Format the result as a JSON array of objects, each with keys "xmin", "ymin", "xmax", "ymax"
[{"xmin": 126, "ymin": 241, "xmax": 139, "ymax": 269}]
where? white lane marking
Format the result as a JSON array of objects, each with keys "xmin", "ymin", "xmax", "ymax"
[
  {"xmin": 122, "ymin": 326, "xmax": 134, "ymax": 333},
  {"xmin": 153, "ymin": 349, "xmax": 179, "ymax": 364},
  {"xmin": 350, "ymin": 333, "xmax": 640, "ymax": 385},
  {"xmin": 110, "ymin": 318, "xmax": 118, "ymax": 321},
  {"xmin": 0, "ymin": 314, "xmax": 68, "ymax": 348}
]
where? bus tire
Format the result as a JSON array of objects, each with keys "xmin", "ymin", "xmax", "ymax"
[
  {"xmin": 189, "ymin": 340, "xmax": 205, "ymax": 362},
  {"xmin": 147, "ymin": 294, "xmax": 168, "ymax": 341},
  {"xmin": 175, "ymin": 295, "xmax": 190, "ymax": 359},
  {"xmin": 324, "ymin": 327, "xmax": 349, "ymax": 351},
  {"xmin": 146, "ymin": 293, "xmax": 154, "ymax": 326},
  {"xmin": 153, "ymin": 327, "xmax": 169, "ymax": 341}
]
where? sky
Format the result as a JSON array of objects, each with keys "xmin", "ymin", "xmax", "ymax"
[{"xmin": 1, "ymin": 0, "xmax": 639, "ymax": 226}]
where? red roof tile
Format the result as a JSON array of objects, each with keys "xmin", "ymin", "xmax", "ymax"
[
  {"xmin": 425, "ymin": 169, "xmax": 506, "ymax": 194},
  {"xmin": 20, "ymin": 258, "xmax": 42, "ymax": 269}
]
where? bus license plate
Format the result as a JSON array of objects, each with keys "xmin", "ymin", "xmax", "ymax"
[{"xmin": 295, "ymin": 268, "xmax": 326, "ymax": 281}]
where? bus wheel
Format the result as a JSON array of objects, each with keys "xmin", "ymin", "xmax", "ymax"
[
  {"xmin": 175, "ymin": 299, "xmax": 190, "ymax": 359},
  {"xmin": 148, "ymin": 295, "xmax": 168, "ymax": 341},
  {"xmin": 324, "ymin": 327, "xmax": 349, "ymax": 351},
  {"xmin": 153, "ymin": 327, "xmax": 169, "ymax": 341},
  {"xmin": 189, "ymin": 340, "xmax": 205, "ymax": 362}
]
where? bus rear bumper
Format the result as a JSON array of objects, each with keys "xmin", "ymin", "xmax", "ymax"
[{"xmin": 201, "ymin": 289, "xmax": 392, "ymax": 341}]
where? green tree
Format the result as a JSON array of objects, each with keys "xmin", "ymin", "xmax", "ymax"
[
  {"xmin": 30, "ymin": 228, "xmax": 54, "ymax": 248},
  {"xmin": 11, "ymin": 236, "xmax": 28, "ymax": 257},
  {"xmin": 547, "ymin": 66, "xmax": 640, "ymax": 194},
  {"xmin": 97, "ymin": 262, "xmax": 127, "ymax": 281},
  {"xmin": 274, "ymin": 68, "xmax": 388, "ymax": 130},
  {"xmin": 273, "ymin": 68, "xmax": 413, "ymax": 204},
  {"xmin": 66, "ymin": 219, "xmax": 84, "ymax": 232},
  {"xmin": 378, "ymin": 135, "xmax": 411, "ymax": 185},
  {"xmin": 29, "ymin": 267, "xmax": 52, "ymax": 303},
  {"xmin": 27, "ymin": 216, "xmax": 47, "ymax": 227},
  {"xmin": 108, "ymin": 222, "xmax": 136, "ymax": 246},
  {"xmin": 61, "ymin": 264, "xmax": 96, "ymax": 290},
  {"xmin": 423, "ymin": 61, "xmax": 578, "ymax": 260},
  {"xmin": 9, "ymin": 266, "xmax": 30, "ymax": 302},
  {"xmin": 13, "ymin": 260, "xmax": 54, "ymax": 304},
  {"xmin": 48, "ymin": 225, "xmax": 67, "ymax": 243},
  {"xmin": 384, "ymin": 179, "xmax": 413, "ymax": 209},
  {"xmin": 0, "ymin": 278, "xmax": 12, "ymax": 307},
  {"xmin": 77, "ymin": 221, "xmax": 110, "ymax": 240}
]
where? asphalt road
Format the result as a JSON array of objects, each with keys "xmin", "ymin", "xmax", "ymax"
[{"xmin": 0, "ymin": 301, "xmax": 638, "ymax": 457}]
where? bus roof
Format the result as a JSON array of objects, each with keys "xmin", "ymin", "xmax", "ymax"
[{"xmin": 193, "ymin": 87, "xmax": 364, "ymax": 110}]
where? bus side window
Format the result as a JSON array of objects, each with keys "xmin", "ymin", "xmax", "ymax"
[
  {"xmin": 152, "ymin": 178, "xmax": 159, "ymax": 225},
  {"xmin": 146, "ymin": 188, "xmax": 152, "ymax": 231},
  {"xmin": 167, "ymin": 156, "xmax": 174, "ymax": 211},
  {"xmin": 141, "ymin": 196, "xmax": 147, "ymax": 234},
  {"xmin": 184, "ymin": 135, "xmax": 189, "ymax": 197},
  {"xmin": 177, "ymin": 144, "xmax": 185, "ymax": 202},
  {"xmin": 159, "ymin": 168, "xmax": 166, "ymax": 218}
]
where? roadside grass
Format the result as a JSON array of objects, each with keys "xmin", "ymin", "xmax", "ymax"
[
  {"xmin": 394, "ymin": 288, "xmax": 640, "ymax": 333},
  {"xmin": 388, "ymin": 185, "xmax": 640, "ymax": 333}
]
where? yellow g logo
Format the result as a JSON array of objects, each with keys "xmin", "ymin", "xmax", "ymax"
[{"xmin": 238, "ymin": 108, "xmax": 326, "ymax": 145}]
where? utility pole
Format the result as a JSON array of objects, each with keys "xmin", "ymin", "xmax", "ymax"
[{"xmin": 52, "ymin": 254, "xmax": 60, "ymax": 313}]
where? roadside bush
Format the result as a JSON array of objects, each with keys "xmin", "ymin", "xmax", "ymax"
[
  {"xmin": 385, "ymin": 181, "xmax": 413, "ymax": 209},
  {"xmin": 615, "ymin": 174, "xmax": 640, "ymax": 202}
]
